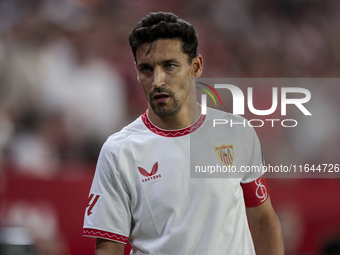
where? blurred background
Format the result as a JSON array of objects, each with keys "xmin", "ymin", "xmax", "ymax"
[{"xmin": 0, "ymin": 0, "xmax": 340, "ymax": 254}]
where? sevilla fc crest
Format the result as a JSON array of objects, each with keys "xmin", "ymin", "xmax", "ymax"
[{"xmin": 214, "ymin": 144, "xmax": 234, "ymax": 166}]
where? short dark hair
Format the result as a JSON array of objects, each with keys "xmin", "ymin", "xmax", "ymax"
[{"xmin": 129, "ymin": 12, "xmax": 198, "ymax": 64}]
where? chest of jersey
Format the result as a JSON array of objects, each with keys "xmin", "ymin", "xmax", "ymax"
[{"xmin": 118, "ymin": 131, "xmax": 247, "ymax": 240}]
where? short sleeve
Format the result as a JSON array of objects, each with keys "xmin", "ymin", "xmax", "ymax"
[
  {"xmin": 239, "ymin": 125, "xmax": 269, "ymax": 207},
  {"xmin": 83, "ymin": 138, "xmax": 131, "ymax": 244},
  {"xmin": 241, "ymin": 125, "xmax": 265, "ymax": 184}
]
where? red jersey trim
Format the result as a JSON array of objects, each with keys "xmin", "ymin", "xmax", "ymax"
[
  {"xmin": 141, "ymin": 111, "xmax": 206, "ymax": 137},
  {"xmin": 83, "ymin": 228, "xmax": 128, "ymax": 244},
  {"xmin": 241, "ymin": 176, "xmax": 269, "ymax": 207}
]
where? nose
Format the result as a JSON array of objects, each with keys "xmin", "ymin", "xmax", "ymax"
[{"xmin": 152, "ymin": 67, "xmax": 165, "ymax": 88}]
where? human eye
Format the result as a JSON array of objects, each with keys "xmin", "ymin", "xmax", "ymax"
[
  {"xmin": 164, "ymin": 63, "xmax": 176, "ymax": 69},
  {"xmin": 140, "ymin": 66, "xmax": 152, "ymax": 73}
]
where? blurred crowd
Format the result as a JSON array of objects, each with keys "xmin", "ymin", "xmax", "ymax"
[
  {"xmin": 0, "ymin": 0, "xmax": 340, "ymax": 254},
  {"xmin": 0, "ymin": 0, "xmax": 339, "ymax": 176}
]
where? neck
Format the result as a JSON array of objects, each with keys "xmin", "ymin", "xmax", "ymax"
[{"xmin": 147, "ymin": 101, "xmax": 201, "ymax": 130}]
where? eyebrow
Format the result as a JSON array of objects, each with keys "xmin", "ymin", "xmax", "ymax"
[{"xmin": 137, "ymin": 59, "xmax": 180, "ymax": 68}]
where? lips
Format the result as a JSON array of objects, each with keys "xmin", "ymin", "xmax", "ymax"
[{"xmin": 153, "ymin": 93, "xmax": 170, "ymax": 103}]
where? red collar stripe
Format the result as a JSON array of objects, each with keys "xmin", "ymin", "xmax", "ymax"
[{"xmin": 141, "ymin": 112, "xmax": 205, "ymax": 137}]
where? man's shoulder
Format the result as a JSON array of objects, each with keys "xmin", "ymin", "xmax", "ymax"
[
  {"xmin": 204, "ymin": 107, "xmax": 257, "ymax": 138},
  {"xmin": 104, "ymin": 115, "xmax": 149, "ymax": 148}
]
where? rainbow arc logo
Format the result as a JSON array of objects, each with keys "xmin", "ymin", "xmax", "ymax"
[{"xmin": 196, "ymin": 82, "xmax": 222, "ymax": 107}]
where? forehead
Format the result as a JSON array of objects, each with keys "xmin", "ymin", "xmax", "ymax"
[{"xmin": 135, "ymin": 39, "xmax": 187, "ymax": 63}]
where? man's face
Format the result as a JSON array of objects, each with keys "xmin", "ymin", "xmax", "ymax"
[{"xmin": 135, "ymin": 39, "xmax": 193, "ymax": 117}]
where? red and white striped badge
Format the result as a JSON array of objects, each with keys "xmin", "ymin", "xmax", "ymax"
[{"xmin": 214, "ymin": 144, "xmax": 234, "ymax": 167}]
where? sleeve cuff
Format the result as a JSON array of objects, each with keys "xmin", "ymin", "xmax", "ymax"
[{"xmin": 83, "ymin": 228, "xmax": 128, "ymax": 244}]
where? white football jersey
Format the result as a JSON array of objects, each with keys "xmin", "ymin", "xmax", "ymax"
[{"xmin": 83, "ymin": 107, "xmax": 267, "ymax": 255}]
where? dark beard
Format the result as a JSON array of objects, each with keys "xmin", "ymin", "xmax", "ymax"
[
  {"xmin": 150, "ymin": 99, "xmax": 182, "ymax": 117},
  {"xmin": 149, "ymin": 87, "xmax": 182, "ymax": 117}
]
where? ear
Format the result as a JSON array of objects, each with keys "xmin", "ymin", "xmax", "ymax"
[
  {"xmin": 191, "ymin": 54, "xmax": 203, "ymax": 78},
  {"xmin": 134, "ymin": 62, "xmax": 140, "ymax": 83}
]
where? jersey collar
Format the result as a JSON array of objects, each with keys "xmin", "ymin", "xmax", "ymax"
[{"xmin": 141, "ymin": 111, "xmax": 206, "ymax": 137}]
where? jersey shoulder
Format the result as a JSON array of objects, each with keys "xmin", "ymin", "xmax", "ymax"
[
  {"xmin": 109, "ymin": 115, "xmax": 148, "ymax": 140},
  {"xmin": 101, "ymin": 115, "xmax": 148, "ymax": 155},
  {"xmin": 205, "ymin": 107, "xmax": 254, "ymax": 134},
  {"xmin": 206, "ymin": 107, "xmax": 246, "ymax": 120}
]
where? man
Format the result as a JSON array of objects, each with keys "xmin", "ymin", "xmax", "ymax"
[{"xmin": 83, "ymin": 12, "xmax": 284, "ymax": 255}]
